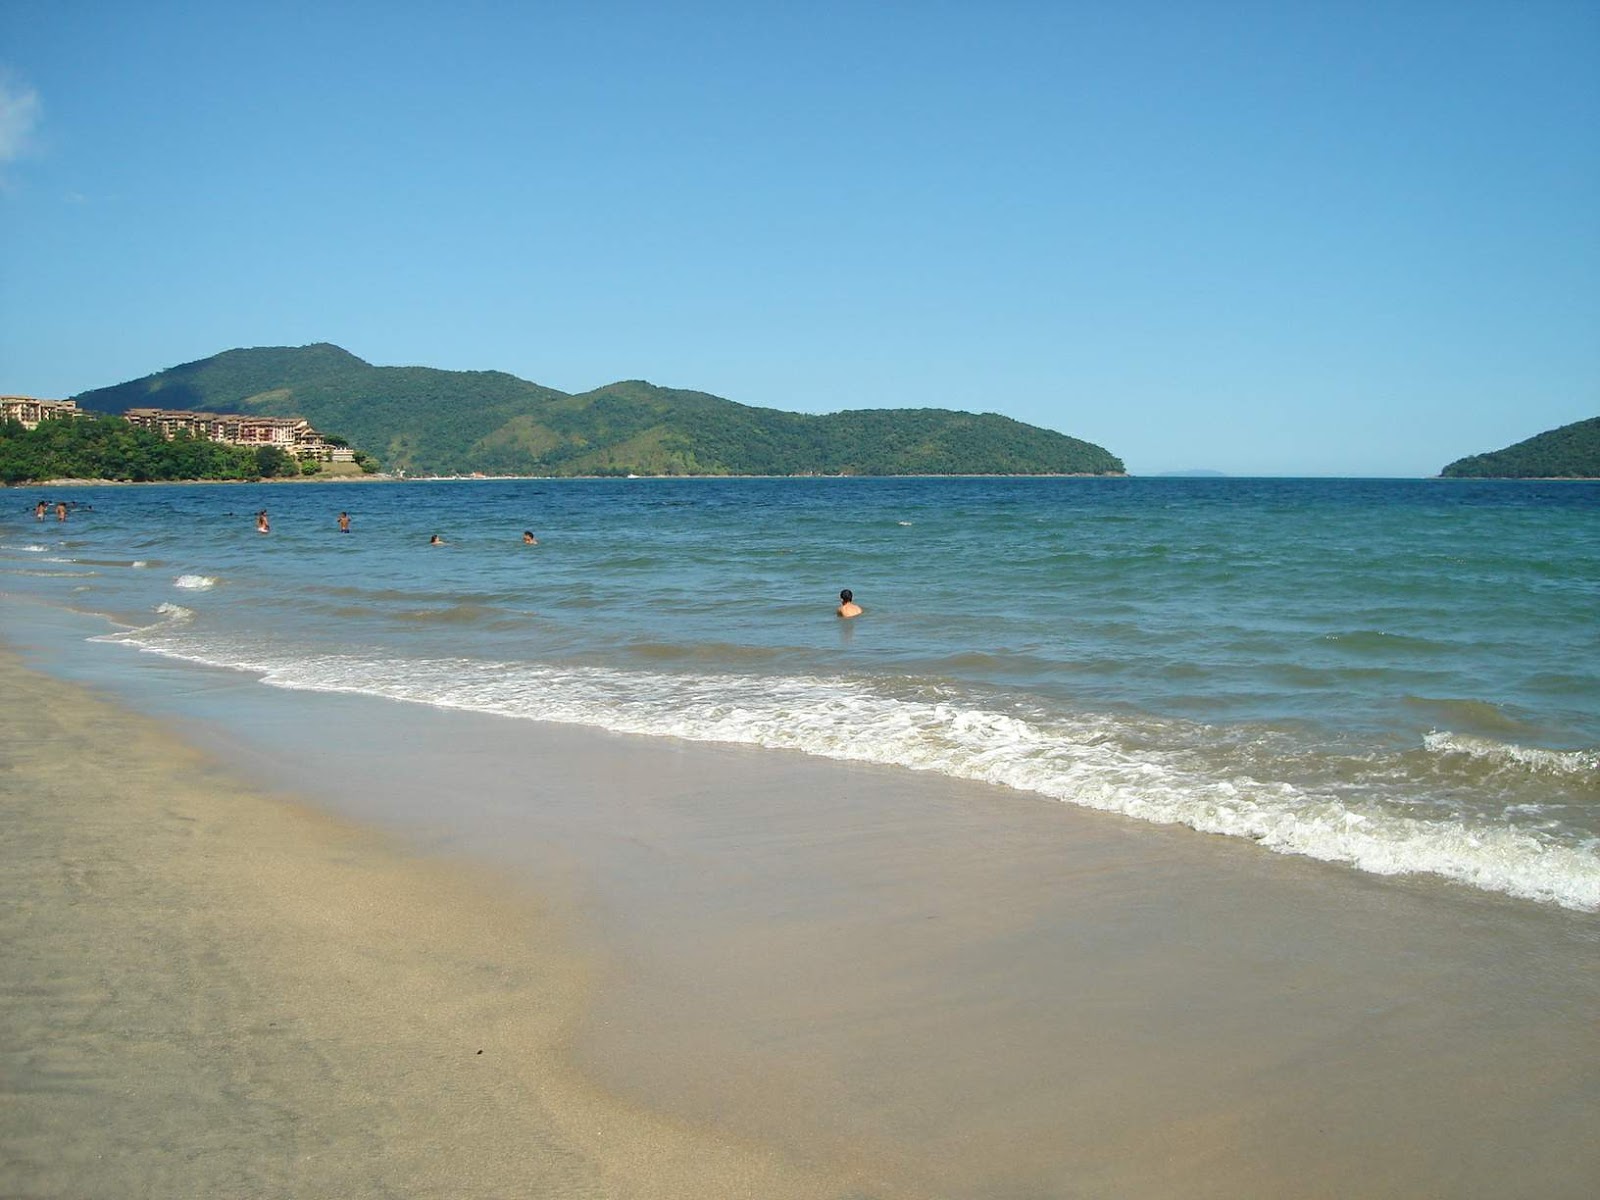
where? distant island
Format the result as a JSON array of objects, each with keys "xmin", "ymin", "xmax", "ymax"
[
  {"xmin": 68, "ymin": 343, "xmax": 1125, "ymax": 479},
  {"xmin": 1440, "ymin": 417, "xmax": 1600, "ymax": 479}
]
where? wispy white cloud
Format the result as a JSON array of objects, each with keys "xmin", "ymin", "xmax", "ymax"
[{"xmin": 0, "ymin": 74, "xmax": 42, "ymax": 164}]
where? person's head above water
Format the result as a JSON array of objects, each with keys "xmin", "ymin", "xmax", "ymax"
[{"xmin": 840, "ymin": 589, "xmax": 853, "ymax": 603}]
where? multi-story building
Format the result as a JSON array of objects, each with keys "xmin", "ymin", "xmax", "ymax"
[
  {"xmin": 121, "ymin": 408, "xmax": 338, "ymax": 459},
  {"xmin": 4, "ymin": 398, "xmax": 350, "ymax": 461},
  {"xmin": 1, "ymin": 396, "xmax": 79, "ymax": 428}
]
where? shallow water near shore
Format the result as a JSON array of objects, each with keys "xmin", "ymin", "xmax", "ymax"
[{"xmin": 3, "ymin": 475, "xmax": 1597, "ymax": 910}]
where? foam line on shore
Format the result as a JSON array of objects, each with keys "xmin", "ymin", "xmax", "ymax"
[{"xmin": 96, "ymin": 614, "xmax": 1600, "ymax": 911}]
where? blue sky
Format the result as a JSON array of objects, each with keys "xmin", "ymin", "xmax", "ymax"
[{"xmin": 2, "ymin": 1, "xmax": 1595, "ymax": 475}]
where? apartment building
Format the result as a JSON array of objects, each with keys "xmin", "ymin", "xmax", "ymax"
[
  {"xmin": 4, "ymin": 397, "xmax": 352, "ymax": 461},
  {"xmin": 122, "ymin": 408, "xmax": 336, "ymax": 458},
  {"xmin": 1, "ymin": 396, "xmax": 79, "ymax": 428}
]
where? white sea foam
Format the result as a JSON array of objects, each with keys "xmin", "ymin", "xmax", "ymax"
[
  {"xmin": 131, "ymin": 560, "xmax": 149, "ymax": 569},
  {"xmin": 173, "ymin": 574, "xmax": 217, "ymax": 590},
  {"xmin": 1423, "ymin": 731, "xmax": 1599, "ymax": 779},
  {"xmin": 94, "ymin": 624, "xmax": 1600, "ymax": 913},
  {"xmin": 153, "ymin": 602, "xmax": 195, "ymax": 620},
  {"xmin": 23, "ymin": 544, "xmax": 48, "ymax": 552}
]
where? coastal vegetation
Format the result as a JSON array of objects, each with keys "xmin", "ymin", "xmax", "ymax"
[
  {"xmin": 0, "ymin": 413, "xmax": 307, "ymax": 484},
  {"xmin": 1440, "ymin": 416, "xmax": 1600, "ymax": 478},
  {"xmin": 72, "ymin": 343, "xmax": 1126, "ymax": 477}
]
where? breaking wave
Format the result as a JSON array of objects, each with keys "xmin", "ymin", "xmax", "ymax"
[
  {"xmin": 94, "ymin": 621, "xmax": 1600, "ymax": 913},
  {"xmin": 1423, "ymin": 731, "xmax": 1599, "ymax": 780}
]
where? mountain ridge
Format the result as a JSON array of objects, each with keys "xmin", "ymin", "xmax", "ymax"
[{"xmin": 71, "ymin": 344, "xmax": 1126, "ymax": 477}]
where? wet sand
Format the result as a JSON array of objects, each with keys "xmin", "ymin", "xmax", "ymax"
[
  {"xmin": 4, "ymin": 627, "xmax": 1598, "ymax": 1198},
  {"xmin": 0, "ymin": 645, "xmax": 858, "ymax": 1199},
  {"xmin": 241, "ymin": 697, "xmax": 1599, "ymax": 1200}
]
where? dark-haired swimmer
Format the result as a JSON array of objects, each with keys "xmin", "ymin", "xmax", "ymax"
[
  {"xmin": 522, "ymin": 530, "xmax": 538, "ymax": 545},
  {"xmin": 836, "ymin": 588, "xmax": 862, "ymax": 619},
  {"xmin": 337, "ymin": 511, "xmax": 351, "ymax": 533},
  {"xmin": 429, "ymin": 534, "xmax": 446, "ymax": 546}
]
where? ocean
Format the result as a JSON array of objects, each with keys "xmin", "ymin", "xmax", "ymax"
[{"xmin": 3, "ymin": 475, "xmax": 1596, "ymax": 911}]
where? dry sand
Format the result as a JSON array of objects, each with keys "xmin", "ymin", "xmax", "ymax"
[{"xmin": 0, "ymin": 646, "xmax": 865, "ymax": 1199}]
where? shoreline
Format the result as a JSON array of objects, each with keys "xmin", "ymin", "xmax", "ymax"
[
  {"xmin": 8, "ymin": 470, "xmax": 1128, "ymax": 487},
  {"xmin": 5, "ymin": 615, "xmax": 1598, "ymax": 1198},
  {"xmin": 0, "ymin": 641, "xmax": 862, "ymax": 1199},
  {"xmin": 13, "ymin": 473, "xmax": 1600, "ymax": 488},
  {"xmin": 9, "ymin": 472, "xmax": 394, "ymax": 487}
]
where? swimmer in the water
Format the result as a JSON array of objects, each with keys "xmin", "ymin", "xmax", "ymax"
[
  {"xmin": 836, "ymin": 588, "xmax": 862, "ymax": 619},
  {"xmin": 522, "ymin": 530, "xmax": 538, "ymax": 545},
  {"xmin": 429, "ymin": 534, "xmax": 446, "ymax": 546}
]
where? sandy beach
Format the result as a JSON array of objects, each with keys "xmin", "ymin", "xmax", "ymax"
[
  {"xmin": 3, "ymin": 626, "xmax": 1598, "ymax": 1198},
  {"xmin": 0, "ymin": 644, "xmax": 858, "ymax": 1199}
]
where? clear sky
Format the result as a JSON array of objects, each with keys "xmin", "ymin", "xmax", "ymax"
[{"xmin": 2, "ymin": 1, "xmax": 1596, "ymax": 476}]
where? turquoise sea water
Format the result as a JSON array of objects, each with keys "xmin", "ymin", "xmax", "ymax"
[{"xmin": 4, "ymin": 476, "xmax": 1597, "ymax": 909}]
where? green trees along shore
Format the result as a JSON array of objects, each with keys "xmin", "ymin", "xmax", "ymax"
[{"xmin": 0, "ymin": 415, "xmax": 313, "ymax": 485}]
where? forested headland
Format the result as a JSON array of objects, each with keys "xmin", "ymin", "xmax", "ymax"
[
  {"xmin": 2, "ymin": 414, "xmax": 311, "ymax": 484},
  {"xmin": 72, "ymin": 343, "xmax": 1126, "ymax": 478},
  {"xmin": 1440, "ymin": 416, "xmax": 1600, "ymax": 479}
]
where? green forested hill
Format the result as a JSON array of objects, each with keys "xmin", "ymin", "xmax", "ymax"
[
  {"xmin": 72, "ymin": 344, "xmax": 1125, "ymax": 477},
  {"xmin": 1440, "ymin": 417, "xmax": 1600, "ymax": 478}
]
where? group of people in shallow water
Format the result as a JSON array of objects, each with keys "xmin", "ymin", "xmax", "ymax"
[
  {"xmin": 248, "ymin": 509, "xmax": 863, "ymax": 616},
  {"xmin": 25, "ymin": 499, "xmax": 862, "ymax": 617},
  {"xmin": 425, "ymin": 529, "xmax": 535, "ymax": 547},
  {"xmin": 250, "ymin": 508, "xmax": 544, "ymax": 548}
]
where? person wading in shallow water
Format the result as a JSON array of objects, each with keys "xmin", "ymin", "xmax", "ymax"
[
  {"xmin": 836, "ymin": 588, "xmax": 862, "ymax": 618},
  {"xmin": 257, "ymin": 510, "xmax": 270, "ymax": 534},
  {"xmin": 338, "ymin": 511, "xmax": 351, "ymax": 533}
]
